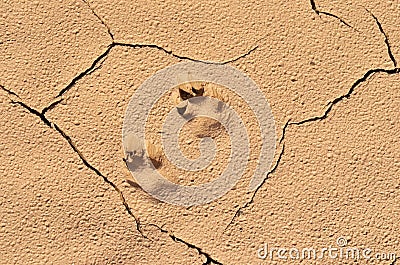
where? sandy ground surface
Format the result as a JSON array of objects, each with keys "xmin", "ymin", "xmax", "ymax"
[{"xmin": 1, "ymin": 0, "xmax": 399, "ymax": 264}]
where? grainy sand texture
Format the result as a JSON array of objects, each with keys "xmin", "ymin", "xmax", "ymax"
[{"xmin": 1, "ymin": 0, "xmax": 399, "ymax": 264}]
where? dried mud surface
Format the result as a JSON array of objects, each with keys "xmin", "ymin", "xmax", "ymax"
[{"xmin": 1, "ymin": 0, "xmax": 399, "ymax": 264}]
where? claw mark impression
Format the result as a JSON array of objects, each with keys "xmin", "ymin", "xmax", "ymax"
[{"xmin": 122, "ymin": 62, "xmax": 276, "ymax": 206}]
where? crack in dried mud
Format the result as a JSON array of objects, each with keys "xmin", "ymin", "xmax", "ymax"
[
  {"xmin": 224, "ymin": 70, "xmax": 400, "ymax": 233},
  {"xmin": 52, "ymin": 42, "xmax": 258, "ymax": 101},
  {"xmin": 167, "ymin": 235, "xmax": 223, "ymax": 265},
  {"xmin": 50, "ymin": 0, "xmax": 259, "ymax": 102},
  {"xmin": 310, "ymin": 0, "xmax": 353, "ymax": 28},
  {"xmin": 41, "ymin": 99, "xmax": 64, "ymax": 114},
  {"xmin": 279, "ymin": 67, "xmax": 400, "ymax": 143},
  {"xmin": 278, "ymin": 9, "xmax": 399, "ymax": 142},
  {"xmin": 2, "ymin": 3, "xmax": 399, "ymax": 264},
  {"xmin": 1, "ymin": 1, "xmax": 251, "ymax": 260},
  {"xmin": 50, "ymin": 122, "xmax": 146, "ymax": 237},
  {"xmin": 2, "ymin": 87, "xmax": 225, "ymax": 264},
  {"xmin": 82, "ymin": 0, "xmax": 114, "ymax": 41},
  {"xmin": 1, "ymin": 92, "xmax": 144, "ymax": 238},
  {"xmin": 366, "ymin": 8, "xmax": 397, "ymax": 67},
  {"xmin": 53, "ymin": 46, "xmax": 112, "ymax": 100},
  {"xmin": 10, "ymin": 101, "xmax": 52, "ymax": 127},
  {"xmin": 225, "ymin": 10, "xmax": 399, "ymax": 231},
  {"xmin": 0, "ymin": 84, "xmax": 21, "ymax": 99},
  {"xmin": 148, "ymin": 224, "xmax": 223, "ymax": 265},
  {"xmin": 225, "ymin": 144, "xmax": 285, "ymax": 231}
]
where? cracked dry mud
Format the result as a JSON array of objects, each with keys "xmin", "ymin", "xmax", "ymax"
[{"xmin": 1, "ymin": 0, "xmax": 399, "ymax": 264}]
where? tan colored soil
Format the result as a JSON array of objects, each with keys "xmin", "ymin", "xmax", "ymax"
[{"xmin": 1, "ymin": 0, "xmax": 399, "ymax": 264}]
